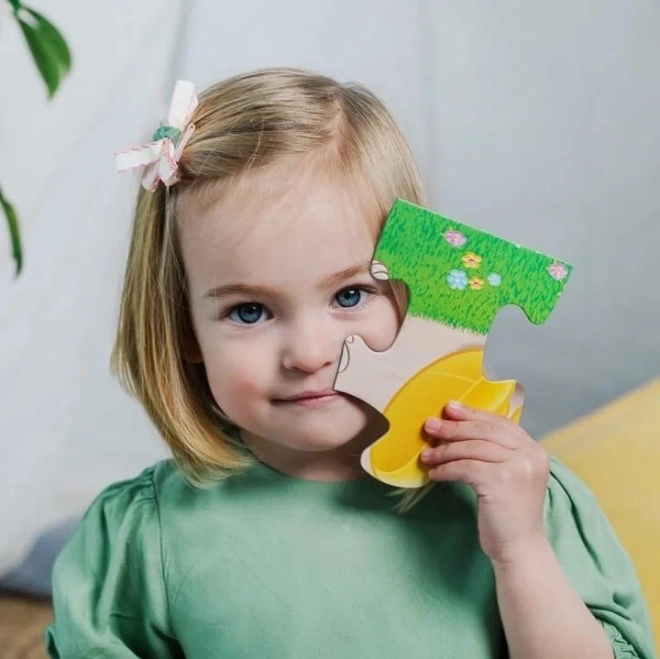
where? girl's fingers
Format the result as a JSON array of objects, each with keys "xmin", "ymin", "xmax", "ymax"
[
  {"xmin": 427, "ymin": 459, "xmax": 491, "ymax": 488},
  {"xmin": 428, "ymin": 452, "xmax": 551, "ymax": 494},
  {"xmin": 424, "ymin": 415, "xmax": 521, "ymax": 450},
  {"xmin": 443, "ymin": 401, "xmax": 518, "ymax": 425},
  {"xmin": 442, "ymin": 402, "xmax": 527, "ymax": 436},
  {"xmin": 420, "ymin": 439, "xmax": 508, "ymax": 466}
]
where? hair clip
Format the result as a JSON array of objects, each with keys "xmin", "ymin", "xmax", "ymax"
[{"xmin": 115, "ymin": 80, "xmax": 198, "ymax": 191}]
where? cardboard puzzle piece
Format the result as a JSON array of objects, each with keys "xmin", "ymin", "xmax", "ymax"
[{"xmin": 334, "ymin": 199, "xmax": 572, "ymax": 489}]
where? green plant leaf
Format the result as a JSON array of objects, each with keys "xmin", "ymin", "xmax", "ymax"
[
  {"xmin": 8, "ymin": 0, "xmax": 22, "ymax": 12},
  {"xmin": 17, "ymin": 16, "xmax": 61, "ymax": 97},
  {"xmin": 0, "ymin": 186, "xmax": 23, "ymax": 277},
  {"xmin": 22, "ymin": 7, "xmax": 72, "ymax": 72}
]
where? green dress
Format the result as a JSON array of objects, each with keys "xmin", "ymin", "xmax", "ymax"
[{"xmin": 45, "ymin": 457, "xmax": 655, "ymax": 658}]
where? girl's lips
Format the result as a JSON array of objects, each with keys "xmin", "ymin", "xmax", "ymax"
[{"xmin": 274, "ymin": 391, "xmax": 341, "ymax": 406}]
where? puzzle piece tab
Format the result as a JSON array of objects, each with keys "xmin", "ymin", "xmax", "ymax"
[{"xmin": 334, "ymin": 199, "xmax": 572, "ymax": 488}]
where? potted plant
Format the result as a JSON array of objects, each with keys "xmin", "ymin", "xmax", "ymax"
[{"xmin": 1, "ymin": 0, "xmax": 71, "ymax": 276}]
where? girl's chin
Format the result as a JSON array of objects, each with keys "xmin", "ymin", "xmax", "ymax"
[{"xmin": 239, "ymin": 402, "xmax": 386, "ymax": 455}]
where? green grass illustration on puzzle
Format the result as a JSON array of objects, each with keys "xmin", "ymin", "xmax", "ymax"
[{"xmin": 334, "ymin": 199, "xmax": 572, "ymax": 488}]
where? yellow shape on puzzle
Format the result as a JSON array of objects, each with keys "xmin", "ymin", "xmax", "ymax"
[{"xmin": 361, "ymin": 347, "xmax": 520, "ymax": 488}]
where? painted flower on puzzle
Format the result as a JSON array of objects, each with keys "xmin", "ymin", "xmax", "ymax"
[
  {"xmin": 447, "ymin": 269, "xmax": 469, "ymax": 290},
  {"xmin": 444, "ymin": 229, "xmax": 467, "ymax": 248},
  {"xmin": 487, "ymin": 273, "xmax": 502, "ymax": 287},
  {"xmin": 461, "ymin": 251, "xmax": 482, "ymax": 269},
  {"xmin": 548, "ymin": 262, "xmax": 568, "ymax": 281},
  {"xmin": 469, "ymin": 276, "xmax": 485, "ymax": 290}
]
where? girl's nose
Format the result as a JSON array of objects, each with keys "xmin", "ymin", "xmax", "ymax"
[{"xmin": 281, "ymin": 317, "xmax": 342, "ymax": 374}]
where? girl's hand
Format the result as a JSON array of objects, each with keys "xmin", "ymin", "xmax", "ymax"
[{"xmin": 421, "ymin": 401, "xmax": 551, "ymax": 565}]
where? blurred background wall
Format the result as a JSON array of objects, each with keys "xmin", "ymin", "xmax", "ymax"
[{"xmin": 1, "ymin": 0, "xmax": 658, "ymax": 572}]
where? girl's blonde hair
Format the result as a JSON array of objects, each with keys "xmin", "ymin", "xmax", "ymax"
[{"xmin": 112, "ymin": 67, "xmax": 425, "ymax": 485}]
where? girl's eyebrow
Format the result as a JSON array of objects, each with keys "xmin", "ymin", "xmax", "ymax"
[
  {"xmin": 203, "ymin": 263, "xmax": 373, "ymax": 301},
  {"xmin": 320, "ymin": 262, "xmax": 372, "ymax": 288},
  {"xmin": 203, "ymin": 283, "xmax": 279, "ymax": 300}
]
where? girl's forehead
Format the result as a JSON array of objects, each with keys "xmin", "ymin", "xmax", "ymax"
[
  {"xmin": 178, "ymin": 160, "xmax": 381, "ymax": 289},
  {"xmin": 179, "ymin": 157, "xmax": 380, "ymax": 253}
]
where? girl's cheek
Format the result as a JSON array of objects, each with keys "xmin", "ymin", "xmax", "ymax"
[
  {"xmin": 206, "ymin": 353, "xmax": 264, "ymax": 417},
  {"xmin": 206, "ymin": 339, "xmax": 271, "ymax": 383}
]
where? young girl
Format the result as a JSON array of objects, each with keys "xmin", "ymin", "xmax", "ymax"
[{"xmin": 45, "ymin": 68, "xmax": 655, "ymax": 658}]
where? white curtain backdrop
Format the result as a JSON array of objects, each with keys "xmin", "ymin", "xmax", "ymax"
[
  {"xmin": 0, "ymin": 0, "xmax": 181, "ymax": 572},
  {"xmin": 1, "ymin": 0, "xmax": 658, "ymax": 573}
]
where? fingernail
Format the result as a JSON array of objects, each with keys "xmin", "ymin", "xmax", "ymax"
[
  {"xmin": 420, "ymin": 449, "xmax": 433, "ymax": 462},
  {"xmin": 447, "ymin": 400, "xmax": 463, "ymax": 411},
  {"xmin": 426, "ymin": 418, "xmax": 442, "ymax": 431}
]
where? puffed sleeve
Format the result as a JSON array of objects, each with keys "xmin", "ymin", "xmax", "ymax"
[
  {"xmin": 546, "ymin": 458, "xmax": 657, "ymax": 658},
  {"xmin": 44, "ymin": 467, "xmax": 182, "ymax": 658}
]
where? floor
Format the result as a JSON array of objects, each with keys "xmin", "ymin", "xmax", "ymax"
[{"xmin": 0, "ymin": 596, "xmax": 52, "ymax": 659}]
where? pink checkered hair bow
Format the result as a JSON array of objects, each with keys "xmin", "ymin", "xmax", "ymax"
[{"xmin": 115, "ymin": 80, "xmax": 198, "ymax": 191}]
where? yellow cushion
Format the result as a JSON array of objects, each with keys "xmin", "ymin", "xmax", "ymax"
[{"xmin": 542, "ymin": 379, "xmax": 660, "ymax": 653}]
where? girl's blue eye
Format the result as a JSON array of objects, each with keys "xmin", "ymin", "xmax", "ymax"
[
  {"xmin": 230, "ymin": 303, "xmax": 266, "ymax": 324},
  {"xmin": 335, "ymin": 288, "xmax": 364, "ymax": 308}
]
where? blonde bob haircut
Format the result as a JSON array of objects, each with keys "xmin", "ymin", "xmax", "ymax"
[{"xmin": 112, "ymin": 67, "xmax": 426, "ymax": 485}]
